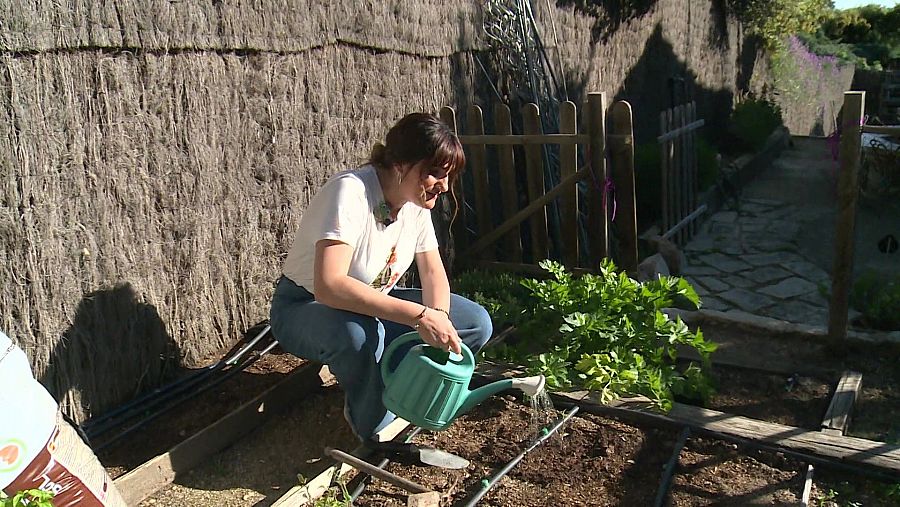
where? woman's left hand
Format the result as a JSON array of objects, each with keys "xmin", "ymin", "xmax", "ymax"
[{"xmin": 416, "ymin": 308, "xmax": 461, "ymax": 354}]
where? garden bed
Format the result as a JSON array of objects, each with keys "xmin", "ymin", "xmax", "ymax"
[
  {"xmin": 98, "ymin": 344, "xmax": 305, "ymax": 478},
  {"xmin": 118, "ymin": 323, "xmax": 900, "ymax": 506},
  {"xmin": 349, "ymin": 394, "xmax": 815, "ymax": 506}
]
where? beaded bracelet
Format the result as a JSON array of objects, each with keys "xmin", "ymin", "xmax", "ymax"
[
  {"xmin": 429, "ymin": 306, "xmax": 450, "ymax": 319},
  {"xmin": 413, "ymin": 306, "xmax": 428, "ymax": 330}
]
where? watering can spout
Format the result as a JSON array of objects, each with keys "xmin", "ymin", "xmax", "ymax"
[
  {"xmin": 454, "ymin": 375, "xmax": 547, "ymax": 420},
  {"xmin": 456, "ymin": 379, "xmax": 513, "ymax": 418}
]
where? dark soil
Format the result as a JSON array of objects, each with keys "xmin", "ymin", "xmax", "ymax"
[
  {"xmin": 670, "ymin": 438, "xmax": 804, "ymax": 505},
  {"xmin": 355, "ymin": 394, "xmax": 677, "ymax": 506},
  {"xmin": 701, "ymin": 366, "xmax": 832, "ymax": 429},
  {"xmin": 98, "ymin": 343, "xmax": 305, "ymax": 478}
]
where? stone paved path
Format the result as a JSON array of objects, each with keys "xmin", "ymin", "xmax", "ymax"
[
  {"xmin": 683, "ymin": 196, "xmax": 847, "ymax": 328},
  {"xmin": 681, "ymin": 137, "xmax": 869, "ymax": 330}
]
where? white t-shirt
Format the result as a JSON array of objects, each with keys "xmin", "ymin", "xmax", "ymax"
[
  {"xmin": 0, "ymin": 331, "xmax": 58, "ymax": 489},
  {"xmin": 282, "ymin": 164, "xmax": 439, "ymax": 294}
]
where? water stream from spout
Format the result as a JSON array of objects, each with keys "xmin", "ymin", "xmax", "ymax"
[{"xmin": 526, "ymin": 389, "xmax": 562, "ymax": 446}]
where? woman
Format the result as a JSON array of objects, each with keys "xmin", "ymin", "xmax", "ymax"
[{"xmin": 270, "ymin": 113, "xmax": 492, "ymax": 442}]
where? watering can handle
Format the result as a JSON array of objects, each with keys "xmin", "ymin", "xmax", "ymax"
[{"xmin": 380, "ymin": 331, "xmax": 475, "ymax": 383}]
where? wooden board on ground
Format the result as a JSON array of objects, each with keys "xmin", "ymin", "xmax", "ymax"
[
  {"xmin": 821, "ymin": 370, "xmax": 863, "ymax": 434},
  {"xmin": 114, "ymin": 362, "xmax": 325, "ymax": 506}
]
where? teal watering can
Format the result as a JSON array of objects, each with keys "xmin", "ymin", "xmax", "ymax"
[{"xmin": 381, "ymin": 331, "xmax": 545, "ymax": 431}]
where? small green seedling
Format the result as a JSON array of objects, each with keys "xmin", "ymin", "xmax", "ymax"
[{"xmin": 313, "ymin": 481, "xmax": 351, "ymax": 507}]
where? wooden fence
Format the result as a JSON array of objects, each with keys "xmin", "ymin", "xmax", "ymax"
[
  {"xmin": 658, "ymin": 102, "xmax": 705, "ymax": 245},
  {"xmin": 439, "ymin": 92, "xmax": 637, "ymax": 274},
  {"xmin": 828, "ymin": 91, "xmax": 900, "ymax": 341}
]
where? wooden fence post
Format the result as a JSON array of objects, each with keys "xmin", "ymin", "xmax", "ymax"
[
  {"xmin": 494, "ymin": 103, "xmax": 523, "ymax": 262},
  {"xmin": 610, "ymin": 101, "xmax": 637, "ymax": 274},
  {"xmin": 558, "ymin": 101, "xmax": 579, "ymax": 268},
  {"xmin": 660, "ymin": 109, "xmax": 672, "ymax": 240},
  {"xmin": 439, "ymin": 107, "xmax": 464, "ymax": 270},
  {"xmin": 522, "ymin": 103, "xmax": 549, "ymax": 262},
  {"xmin": 466, "ymin": 105, "xmax": 492, "ymax": 261},
  {"xmin": 828, "ymin": 91, "xmax": 865, "ymax": 342},
  {"xmin": 588, "ymin": 92, "xmax": 608, "ymax": 264}
]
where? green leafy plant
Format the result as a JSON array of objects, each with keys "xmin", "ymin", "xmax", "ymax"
[
  {"xmin": 851, "ymin": 271, "xmax": 900, "ymax": 331},
  {"xmin": 486, "ymin": 259, "xmax": 717, "ymax": 411},
  {"xmin": 695, "ymin": 137, "xmax": 720, "ymax": 192},
  {"xmin": 729, "ymin": 94, "xmax": 783, "ymax": 152},
  {"xmin": 452, "ymin": 269, "xmax": 527, "ymax": 327},
  {"xmin": 0, "ymin": 489, "xmax": 55, "ymax": 507},
  {"xmin": 313, "ymin": 482, "xmax": 352, "ymax": 507}
]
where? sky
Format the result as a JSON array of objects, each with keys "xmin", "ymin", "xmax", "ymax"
[{"xmin": 833, "ymin": 0, "xmax": 898, "ymax": 9}]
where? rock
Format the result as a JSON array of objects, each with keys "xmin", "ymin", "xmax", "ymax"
[
  {"xmin": 644, "ymin": 234, "xmax": 685, "ymax": 275},
  {"xmin": 408, "ymin": 491, "xmax": 441, "ymax": 507},
  {"xmin": 637, "ymin": 253, "xmax": 670, "ymax": 282}
]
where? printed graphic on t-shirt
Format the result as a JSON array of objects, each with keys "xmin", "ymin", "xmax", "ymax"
[{"xmin": 371, "ymin": 246, "xmax": 401, "ymax": 292}]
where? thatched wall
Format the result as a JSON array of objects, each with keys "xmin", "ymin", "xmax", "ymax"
[{"xmin": 0, "ymin": 0, "xmax": 851, "ymax": 421}]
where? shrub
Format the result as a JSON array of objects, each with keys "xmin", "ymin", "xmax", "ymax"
[
  {"xmin": 479, "ymin": 260, "xmax": 717, "ymax": 411},
  {"xmin": 696, "ymin": 137, "xmax": 720, "ymax": 191},
  {"xmin": 633, "ymin": 142, "xmax": 663, "ymax": 230},
  {"xmin": 729, "ymin": 94, "xmax": 783, "ymax": 151},
  {"xmin": 851, "ymin": 271, "xmax": 900, "ymax": 331},
  {"xmin": 452, "ymin": 269, "xmax": 527, "ymax": 328}
]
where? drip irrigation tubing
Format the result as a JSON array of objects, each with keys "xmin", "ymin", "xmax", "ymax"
[
  {"xmin": 93, "ymin": 339, "xmax": 278, "ymax": 453},
  {"xmin": 459, "ymin": 405, "xmax": 580, "ymax": 507},
  {"xmin": 652, "ymin": 426, "xmax": 691, "ymax": 507},
  {"xmin": 349, "ymin": 426, "xmax": 424, "ymax": 501},
  {"xmin": 83, "ymin": 324, "xmax": 272, "ymax": 438}
]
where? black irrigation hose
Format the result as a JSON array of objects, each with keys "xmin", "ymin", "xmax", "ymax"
[
  {"xmin": 349, "ymin": 426, "xmax": 424, "ymax": 501},
  {"xmin": 652, "ymin": 426, "xmax": 691, "ymax": 507},
  {"xmin": 459, "ymin": 405, "xmax": 580, "ymax": 507},
  {"xmin": 93, "ymin": 339, "xmax": 278, "ymax": 453},
  {"xmin": 83, "ymin": 325, "xmax": 272, "ymax": 438}
]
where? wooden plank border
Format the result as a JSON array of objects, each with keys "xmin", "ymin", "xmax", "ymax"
[{"xmin": 114, "ymin": 362, "xmax": 326, "ymax": 505}]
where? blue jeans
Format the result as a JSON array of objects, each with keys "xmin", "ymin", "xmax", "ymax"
[{"xmin": 269, "ymin": 276, "xmax": 493, "ymax": 440}]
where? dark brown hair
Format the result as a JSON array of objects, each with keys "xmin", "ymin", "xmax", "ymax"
[
  {"xmin": 369, "ymin": 113, "xmax": 466, "ymax": 187},
  {"xmin": 369, "ymin": 112, "xmax": 466, "ymax": 220}
]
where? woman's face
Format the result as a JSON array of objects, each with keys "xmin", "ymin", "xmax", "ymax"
[{"xmin": 400, "ymin": 160, "xmax": 451, "ymax": 210}]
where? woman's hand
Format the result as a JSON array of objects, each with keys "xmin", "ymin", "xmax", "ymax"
[{"xmin": 416, "ymin": 308, "xmax": 461, "ymax": 355}]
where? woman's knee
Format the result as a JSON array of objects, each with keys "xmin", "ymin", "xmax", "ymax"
[
  {"xmin": 451, "ymin": 294, "xmax": 493, "ymax": 349},
  {"xmin": 319, "ymin": 318, "xmax": 382, "ymax": 364}
]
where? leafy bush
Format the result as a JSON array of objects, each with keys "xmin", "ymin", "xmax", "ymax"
[
  {"xmin": 696, "ymin": 137, "xmax": 720, "ymax": 191},
  {"xmin": 632, "ymin": 136, "xmax": 719, "ymax": 233},
  {"xmin": 478, "ymin": 260, "xmax": 717, "ymax": 411},
  {"xmin": 452, "ymin": 269, "xmax": 527, "ymax": 328},
  {"xmin": 851, "ymin": 271, "xmax": 900, "ymax": 331},
  {"xmin": 0, "ymin": 490, "xmax": 55, "ymax": 507},
  {"xmin": 729, "ymin": 94, "xmax": 783, "ymax": 152},
  {"xmin": 633, "ymin": 142, "xmax": 662, "ymax": 230}
]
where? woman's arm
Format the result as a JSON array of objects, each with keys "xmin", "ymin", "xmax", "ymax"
[
  {"xmin": 415, "ymin": 248, "xmax": 451, "ymax": 313},
  {"xmin": 314, "ymin": 240, "xmax": 461, "ymax": 353}
]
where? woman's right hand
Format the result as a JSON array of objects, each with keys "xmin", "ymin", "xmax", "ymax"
[{"xmin": 415, "ymin": 308, "xmax": 462, "ymax": 355}]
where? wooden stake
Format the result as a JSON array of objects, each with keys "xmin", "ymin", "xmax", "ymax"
[{"xmin": 828, "ymin": 91, "xmax": 865, "ymax": 342}]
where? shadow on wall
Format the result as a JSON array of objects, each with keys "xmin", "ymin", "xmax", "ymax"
[
  {"xmin": 558, "ymin": 0, "xmax": 660, "ymax": 44},
  {"xmin": 39, "ymin": 282, "xmax": 180, "ymax": 422},
  {"xmin": 614, "ymin": 22, "xmax": 737, "ymax": 144}
]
